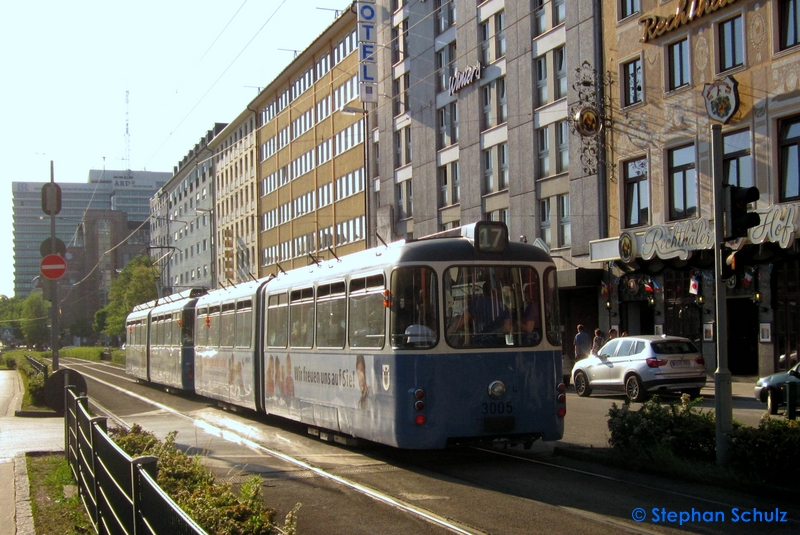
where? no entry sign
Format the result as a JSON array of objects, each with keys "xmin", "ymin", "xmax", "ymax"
[{"xmin": 40, "ymin": 254, "xmax": 67, "ymax": 280}]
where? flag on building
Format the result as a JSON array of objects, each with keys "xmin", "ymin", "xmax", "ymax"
[
  {"xmin": 644, "ymin": 280, "xmax": 654, "ymax": 293},
  {"xmin": 689, "ymin": 273, "xmax": 699, "ymax": 295},
  {"xmin": 743, "ymin": 267, "xmax": 754, "ymax": 287},
  {"xmin": 601, "ymin": 281, "xmax": 609, "ymax": 297}
]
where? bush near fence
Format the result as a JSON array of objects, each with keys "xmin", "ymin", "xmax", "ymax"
[
  {"xmin": 2, "ymin": 350, "xmax": 49, "ymax": 407},
  {"xmin": 65, "ymin": 388, "xmax": 300, "ymax": 535},
  {"xmin": 607, "ymin": 395, "xmax": 800, "ymax": 490}
]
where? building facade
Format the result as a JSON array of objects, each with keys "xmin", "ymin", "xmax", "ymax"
[
  {"xmin": 590, "ymin": 0, "xmax": 800, "ymax": 376},
  {"xmin": 13, "ymin": 170, "xmax": 168, "ymax": 298},
  {"xmin": 369, "ymin": 0, "xmax": 603, "ymax": 361},
  {"xmin": 209, "ymin": 114, "xmax": 260, "ymax": 285},
  {"xmin": 151, "ymin": 125, "xmax": 225, "ymax": 295},
  {"xmin": 252, "ymin": 8, "xmax": 367, "ymax": 276}
]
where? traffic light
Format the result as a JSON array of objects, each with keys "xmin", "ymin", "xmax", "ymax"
[
  {"xmin": 723, "ymin": 185, "xmax": 760, "ymax": 239},
  {"xmin": 41, "ymin": 182, "xmax": 62, "ymax": 216}
]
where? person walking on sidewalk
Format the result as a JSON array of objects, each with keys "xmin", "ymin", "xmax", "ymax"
[{"xmin": 574, "ymin": 324, "xmax": 592, "ymax": 361}]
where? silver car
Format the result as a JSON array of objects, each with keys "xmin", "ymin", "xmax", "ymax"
[{"xmin": 572, "ymin": 335, "xmax": 706, "ymax": 402}]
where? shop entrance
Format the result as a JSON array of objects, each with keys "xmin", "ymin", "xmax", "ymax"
[
  {"xmin": 726, "ymin": 298, "xmax": 759, "ymax": 375},
  {"xmin": 620, "ymin": 300, "xmax": 654, "ymax": 336}
]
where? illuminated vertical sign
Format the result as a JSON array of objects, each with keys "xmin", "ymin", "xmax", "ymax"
[{"xmin": 357, "ymin": 1, "xmax": 378, "ymax": 103}]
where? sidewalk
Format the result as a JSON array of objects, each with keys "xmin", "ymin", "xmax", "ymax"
[
  {"xmin": 0, "ymin": 370, "xmax": 64, "ymax": 535},
  {"xmin": 701, "ymin": 374, "xmax": 756, "ymax": 400}
]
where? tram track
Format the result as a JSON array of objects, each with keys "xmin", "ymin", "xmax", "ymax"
[
  {"xmin": 57, "ymin": 358, "xmax": 800, "ymax": 535},
  {"xmin": 57, "ymin": 358, "xmax": 487, "ymax": 535}
]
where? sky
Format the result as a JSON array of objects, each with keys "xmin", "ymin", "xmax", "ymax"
[{"xmin": 0, "ymin": 0, "xmax": 352, "ymax": 298}]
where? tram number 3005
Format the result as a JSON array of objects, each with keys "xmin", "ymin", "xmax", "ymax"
[{"xmin": 482, "ymin": 401, "xmax": 513, "ymax": 415}]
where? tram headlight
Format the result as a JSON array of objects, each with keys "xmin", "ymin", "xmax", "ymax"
[{"xmin": 488, "ymin": 380, "xmax": 506, "ymax": 399}]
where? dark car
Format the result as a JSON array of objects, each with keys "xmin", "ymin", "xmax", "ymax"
[{"xmin": 754, "ymin": 362, "xmax": 800, "ymax": 414}]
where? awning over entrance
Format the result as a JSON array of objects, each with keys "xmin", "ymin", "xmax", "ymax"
[{"xmin": 557, "ymin": 267, "xmax": 603, "ymax": 288}]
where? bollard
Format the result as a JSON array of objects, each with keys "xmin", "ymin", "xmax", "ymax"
[{"xmin": 786, "ymin": 382, "xmax": 798, "ymax": 420}]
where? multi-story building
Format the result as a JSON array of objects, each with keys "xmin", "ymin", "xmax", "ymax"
[
  {"xmin": 590, "ymin": 0, "xmax": 800, "ymax": 376},
  {"xmin": 151, "ymin": 125, "xmax": 225, "ymax": 295},
  {"xmin": 209, "ymin": 112, "xmax": 260, "ymax": 284},
  {"xmin": 253, "ymin": 8, "xmax": 367, "ymax": 276},
  {"xmin": 12, "ymin": 170, "xmax": 168, "ymax": 298},
  {"xmin": 370, "ymin": 0, "xmax": 602, "ymax": 360},
  {"xmin": 13, "ymin": 170, "xmax": 167, "ymax": 344},
  {"xmin": 62, "ymin": 209, "xmax": 143, "ymax": 339}
]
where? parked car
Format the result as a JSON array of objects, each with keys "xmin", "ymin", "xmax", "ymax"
[
  {"xmin": 572, "ymin": 335, "xmax": 706, "ymax": 402},
  {"xmin": 754, "ymin": 362, "xmax": 800, "ymax": 415}
]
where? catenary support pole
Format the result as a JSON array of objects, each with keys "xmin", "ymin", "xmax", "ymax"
[
  {"xmin": 711, "ymin": 125, "xmax": 732, "ymax": 464},
  {"xmin": 50, "ymin": 161, "xmax": 59, "ymax": 371}
]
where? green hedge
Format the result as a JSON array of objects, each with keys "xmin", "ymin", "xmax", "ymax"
[
  {"xmin": 727, "ymin": 418, "xmax": 800, "ymax": 486},
  {"xmin": 608, "ymin": 395, "xmax": 799, "ymax": 488},
  {"xmin": 110, "ymin": 425, "xmax": 299, "ymax": 535},
  {"xmin": 2, "ymin": 350, "xmax": 49, "ymax": 409}
]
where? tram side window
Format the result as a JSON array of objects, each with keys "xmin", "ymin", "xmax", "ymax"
[
  {"xmin": 390, "ymin": 267, "xmax": 438, "ymax": 349},
  {"xmin": 171, "ymin": 314, "xmax": 180, "ymax": 346},
  {"xmin": 290, "ymin": 288, "xmax": 314, "ymax": 348},
  {"xmin": 349, "ymin": 275, "xmax": 386, "ymax": 349},
  {"xmin": 267, "ymin": 293, "xmax": 288, "ymax": 348},
  {"xmin": 316, "ymin": 281, "xmax": 346, "ymax": 348},
  {"xmin": 543, "ymin": 266, "xmax": 562, "ymax": 346},
  {"xmin": 153, "ymin": 317, "xmax": 163, "ymax": 346},
  {"xmin": 220, "ymin": 303, "xmax": 236, "ymax": 347},
  {"xmin": 208, "ymin": 305, "xmax": 221, "ymax": 346},
  {"xmin": 195, "ymin": 308, "xmax": 207, "ymax": 347},
  {"xmin": 236, "ymin": 300, "xmax": 252, "ymax": 348}
]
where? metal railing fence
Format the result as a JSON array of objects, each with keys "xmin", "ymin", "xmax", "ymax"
[
  {"xmin": 65, "ymin": 386, "xmax": 207, "ymax": 534},
  {"xmin": 24, "ymin": 354, "xmax": 48, "ymax": 378}
]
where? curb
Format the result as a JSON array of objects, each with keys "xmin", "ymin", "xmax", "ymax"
[
  {"xmin": 14, "ymin": 454, "xmax": 34, "ymax": 535},
  {"xmin": 13, "ymin": 411, "xmax": 61, "ymax": 418}
]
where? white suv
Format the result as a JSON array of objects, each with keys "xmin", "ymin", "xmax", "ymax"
[{"xmin": 572, "ymin": 335, "xmax": 706, "ymax": 402}]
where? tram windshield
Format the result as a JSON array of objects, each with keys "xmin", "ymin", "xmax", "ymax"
[{"xmin": 444, "ymin": 265, "xmax": 543, "ymax": 349}]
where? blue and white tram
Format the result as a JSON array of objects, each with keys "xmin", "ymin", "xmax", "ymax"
[
  {"xmin": 125, "ymin": 303, "xmax": 152, "ymax": 381},
  {"xmin": 125, "ymin": 289, "xmax": 205, "ymax": 390},
  {"xmin": 193, "ymin": 280, "xmax": 266, "ymax": 410},
  {"xmin": 259, "ymin": 221, "xmax": 565, "ymax": 449},
  {"xmin": 126, "ymin": 221, "xmax": 566, "ymax": 449}
]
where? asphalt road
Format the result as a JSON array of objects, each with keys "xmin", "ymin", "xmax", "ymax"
[{"xmin": 63, "ymin": 359, "xmax": 797, "ymax": 535}]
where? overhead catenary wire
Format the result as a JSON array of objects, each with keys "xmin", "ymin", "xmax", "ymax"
[{"xmin": 144, "ymin": 0, "xmax": 290, "ymax": 170}]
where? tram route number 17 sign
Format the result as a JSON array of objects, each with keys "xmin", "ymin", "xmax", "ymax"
[{"xmin": 40, "ymin": 254, "xmax": 67, "ymax": 280}]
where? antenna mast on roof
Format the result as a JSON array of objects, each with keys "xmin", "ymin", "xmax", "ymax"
[
  {"xmin": 316, "ymin": 7, "xmax": 342, "ymax": 17},
  {"xmin": 124, "ymin": 90, "xmax": 131, "ymax": 171}
]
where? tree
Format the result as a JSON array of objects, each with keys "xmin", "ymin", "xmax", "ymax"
[
  {"xmin": 0, "ymin": 295, "xmax": 24, "ymax": 344},
  {"xmin": 95, "ymin": 255, "xmax": 158, "ymax": 340},
  {"xmin": 20, "ymin": 292, "xmax": 50, "ymax": 347},
  {"xmin": 69, "ymin": 316, "xmax": 94, "ymax": 340}
]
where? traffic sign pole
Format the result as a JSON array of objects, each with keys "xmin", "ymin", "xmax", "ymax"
[{"xmin": 49, "ymin": 163, "xmax": 59, "ymax": 371}]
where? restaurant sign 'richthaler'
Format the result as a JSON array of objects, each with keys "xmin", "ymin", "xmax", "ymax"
[{"xmin": 617, "ymin": 205, "xmax": 800, "ymax": 263}]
